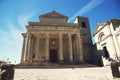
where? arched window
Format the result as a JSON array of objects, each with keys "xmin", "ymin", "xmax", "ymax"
[
  {"xmin": 100, "ymin": 34, "xmax": 105, "ymax": 41},
  {"xmin": 99, "ymin": 33, "xmax": 105, "ymax": 42}
]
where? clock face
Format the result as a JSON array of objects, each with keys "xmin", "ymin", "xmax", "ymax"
[{"xmin": 52, "ymin": 40, "xmax": 55, "ymax": 45}]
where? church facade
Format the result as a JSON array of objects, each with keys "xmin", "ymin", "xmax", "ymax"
[
  {"xmin": 94, "ymin": 19, "xmax": 120, "ymax": 66},
  {"xmin": 20, "ymin": 11, "xmax": 93, "ymax": 65}
]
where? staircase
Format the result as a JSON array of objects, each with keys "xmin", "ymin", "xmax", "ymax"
[
  {"xmin": 102, "ymin": 56, "xmax": 111, "ymax": 66},
  {"xmin": 15, "ymin": 62, "xmax": 98, "ymax": 69}
]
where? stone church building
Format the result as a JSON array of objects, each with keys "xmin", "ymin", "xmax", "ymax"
[
  {"xmin": 20, "ymin": 11, "xmax": 93, "ymax": 65},
  {"xmin": 94, "ymin": 19, "xmax": 120, "ymax": 66}
]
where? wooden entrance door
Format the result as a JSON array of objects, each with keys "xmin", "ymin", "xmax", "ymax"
[{"xmin": 50, "ymin": 49, "xmax": 57, "ymax": 63}]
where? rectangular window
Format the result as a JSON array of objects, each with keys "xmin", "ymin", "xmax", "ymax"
[
  {"xmin": 82, "ymin": 22, "xmax": 86, "ymax": 28},
  {"xmin": 33, "ymin": 54, "xmax": 35, "ymax": 59}
]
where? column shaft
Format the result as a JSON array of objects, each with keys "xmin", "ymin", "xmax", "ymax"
[
  {"xmin": 35, "ymin": 33, "xmax": 40, "ymax": 61},
  {"xmin": 72, "ymin": 38, "xmax": 77, "ymax": 62},
  {"xmin": 45, "ymin": 32, "xmax": 49, "ymax": 61},
  {"xmin": 24, "ymin": 33, "xmax": 29, "ymax": 62},
  {"xmin": 75, "ymin": 36, "xmax": 80, "ymax": 62},
  {"xmin": 68, "ymin": 33, "xmax": 73, "ymax": 62},
  {"xmin": 77, "ymin": 33, "xmax": 83, "ymax": 61},
  {"xmin": 21, "ymin": 36, "xmax": 26, "ymax": 62},
  {"xmin": 59, "ymin": 33, "xmax": 64, "ymax": 61},
  {"xmin": 29, "ymin": 37, "xmax": 34, "ymax": 63},
  {"xmin": 27, "ymin": 34, "xmax": 32, "ymax": 62}
]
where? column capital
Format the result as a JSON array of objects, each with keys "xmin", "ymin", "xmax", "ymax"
[
  {"xmin": 77, "ymin": 33, "xmax": 81, "ymax": 38},
  {"xmin": 77, "ymin": 33, "xmax": 80, "ymax": 35},
  {"xmin": 46, "ymin": 32, "xmax": 49, "ymax": 36},
  {"xmin": 59, "ymin": 32, "xmax": 62, "ymax": 36},
  {"xmin": 68, "ymin": 33, "xmax": 72, "ymax": 36},
  {"xmin": 59, "ymin": 32, "xmax": 62, "ymax": 34},
  {"xmin": 22, "ymin": 33, "xmax": 27, "ymax": 38},
  {"xmin": 29, "ymin": 33, "xmax": 32, "ymax": 37},
  {"xmin": 36, "ymin": 32, "xmax": 40, "ymax": 35}
]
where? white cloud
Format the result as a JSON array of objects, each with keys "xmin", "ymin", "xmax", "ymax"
[
  {"xmin": 18, "ymin": 11, "xmax": 37, "ymax": 30},
  {"xmin": 0, "ymin": 11, "xmax": 38, "ymax": 63},
  {"xmin": 69, "ymin": 0, "xmax": 105, "ymax": 22},
  {"xmin": 0, "ymin": 22, "xmax": 24, "ymax": 64},
  {"xmin": 0, "ymin": 29, "xmax": 14, "ymax": 46}
]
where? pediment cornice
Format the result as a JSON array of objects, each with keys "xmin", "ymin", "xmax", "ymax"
[{"xmin": 40, "ymin": 11, "xmax": 68, "ymax": 19}]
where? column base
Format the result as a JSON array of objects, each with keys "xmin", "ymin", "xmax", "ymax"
[
  {"xmin": 24, "ymin": 60, "xmax": 30, "ymax": 63},
  {"xmin": 76, "ymin": 60, "xmax": 85, "ymax": 64},
  {"xmin": 44, "ymin": 60, "xmax": 49, "ymax": 63},
  {"xmin": 59, "ymin": 60, "xmax": 64, "ymax": 64}
]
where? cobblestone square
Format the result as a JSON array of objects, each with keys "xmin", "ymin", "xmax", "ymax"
[{"xmin": 14, "ymin": 66, "xmax": 116, "ymax": 80}]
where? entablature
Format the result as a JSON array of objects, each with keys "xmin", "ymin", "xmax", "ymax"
[
  {"xmin": 28, "ymin": 22, "xmax": 79, "ymax": 27},
  {"xmin": 26, "ymin": 25, "xmax": 81, "ymax": 32},
  {"xmin": 27, "ymin": 29, "xmax": 80, "ymax": 34}
]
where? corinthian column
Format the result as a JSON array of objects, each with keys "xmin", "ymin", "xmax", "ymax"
[
  {"xmin": 77, "ymin": 33, "xmax": 83, "ymax": 61},
  {"xmin": 21, "ymin": 34, "xmax": 26, "ymax": 63},
  {"xmin": 68, "ymin": 33, "xmax": 73, "ymax": 62},
  {"xmin": 27, "ymin": 34, "xmax": 32, "ymax": 62},
  {"xmin": 35, "ymin": 32, "xmax": 40, "ymax": 61},
  {"xmin": 59, "ymin": 32, "xmax": 64, "ymax": 62},
  {"xmin": 24, "ymin": 33, "xmax": 29, "ymax": 62},
  {"xmin": 45, "ymin": 32, "xmax": 49, "ymax": 61}
]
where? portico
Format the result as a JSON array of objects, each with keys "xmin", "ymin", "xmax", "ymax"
[{"xmin": 21, "ymin": 29, "xmax": 83, "ymax": 64}]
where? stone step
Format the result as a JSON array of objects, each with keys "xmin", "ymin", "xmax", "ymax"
[{"xmin": 15, "ymin": 63, "xmax": 98, "ymax": 69}]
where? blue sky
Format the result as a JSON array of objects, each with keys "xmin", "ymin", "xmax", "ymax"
[{"xmin": 0, "ymin": 0, "xmax": 120, "ymax": 64}]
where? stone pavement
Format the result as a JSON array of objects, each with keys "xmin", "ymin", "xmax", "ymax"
[{"xmin": 13, "ymin": 66, "xmax": 120, "ymax": 80}]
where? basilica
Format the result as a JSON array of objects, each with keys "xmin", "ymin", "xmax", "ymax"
[{"xmin": 20, "ymin": 11, "xmax": 93, "ymax": 66}]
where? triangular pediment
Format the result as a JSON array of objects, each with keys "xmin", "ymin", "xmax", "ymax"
[
  {"xmin": 39, "ymin": 11, "xmax": 68, "ymax": 23},
  {"xmin": 94, "ymin": 23, "xmax": 106, "ymax": 36},
  {"xmin": 40, "ymin": 11, "xmax": 68, "ymax": 18}
]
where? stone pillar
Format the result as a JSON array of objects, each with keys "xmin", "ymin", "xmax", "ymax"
[
  {"xmin": 72, "ymin": 37, "xmax": 77, "ymax": 62},
  {"xmin": 35, "ymin": 32, "xmax": 40, "ymax": 61},
  {"xmin": 75, "ymin": 35, "xmax": 80, "ymax": 62},
  {"xmin": 77, "ymin": 33, "xmax": 83, "ymax": 61},
  {"xmin": 26, "ymin": 34, "xmax": 32, "ymax": 62},
  {"xmin": 59, "ymin": 32, "xmax": 64, "ymax": 62},
  {"xmin": 29, "ymin": 37, "xmax": 34, "ymax": 63},
  {"xmin": 68, "ymin": 33, "xmax": 73, "ymax": 62},
  {"xmin": 24, "ymin": 33, "xmax": 29, "ymax": 62},
  {"xmin": 45, "ymin": 32, "xmax": 49, "ymax": 61},
  {"xmin": 21, "ymin": 34, "xmax": 26, "ymax": 62}
]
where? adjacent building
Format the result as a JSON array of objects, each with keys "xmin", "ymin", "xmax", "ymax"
[
  {"xmin": 20, "ymin": 11, "xmax": 93, "ymax": 65},
  {"xmin": 0, "ymin": 60, "xmax": 6, "ymax": 66},
  {"xmin": 94, "ymin": 19, "xmax": 120, "ymax": 66}
]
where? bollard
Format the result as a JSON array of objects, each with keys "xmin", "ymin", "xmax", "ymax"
[
  {"xmin": 0, "ymin": 64, "xmax": 15, "ymax": 80},
  {"xmin": 111, "ymin": 62, "xmax": 120, "ymax": 78},
  {"xmin": 0, "ymin": 69, "xmax": 9, "ymax": 80}
]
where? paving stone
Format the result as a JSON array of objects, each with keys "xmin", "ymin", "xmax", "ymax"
[{"xmin": 13, "ymin": 66, "xmax": 120, "ymax": 80}]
